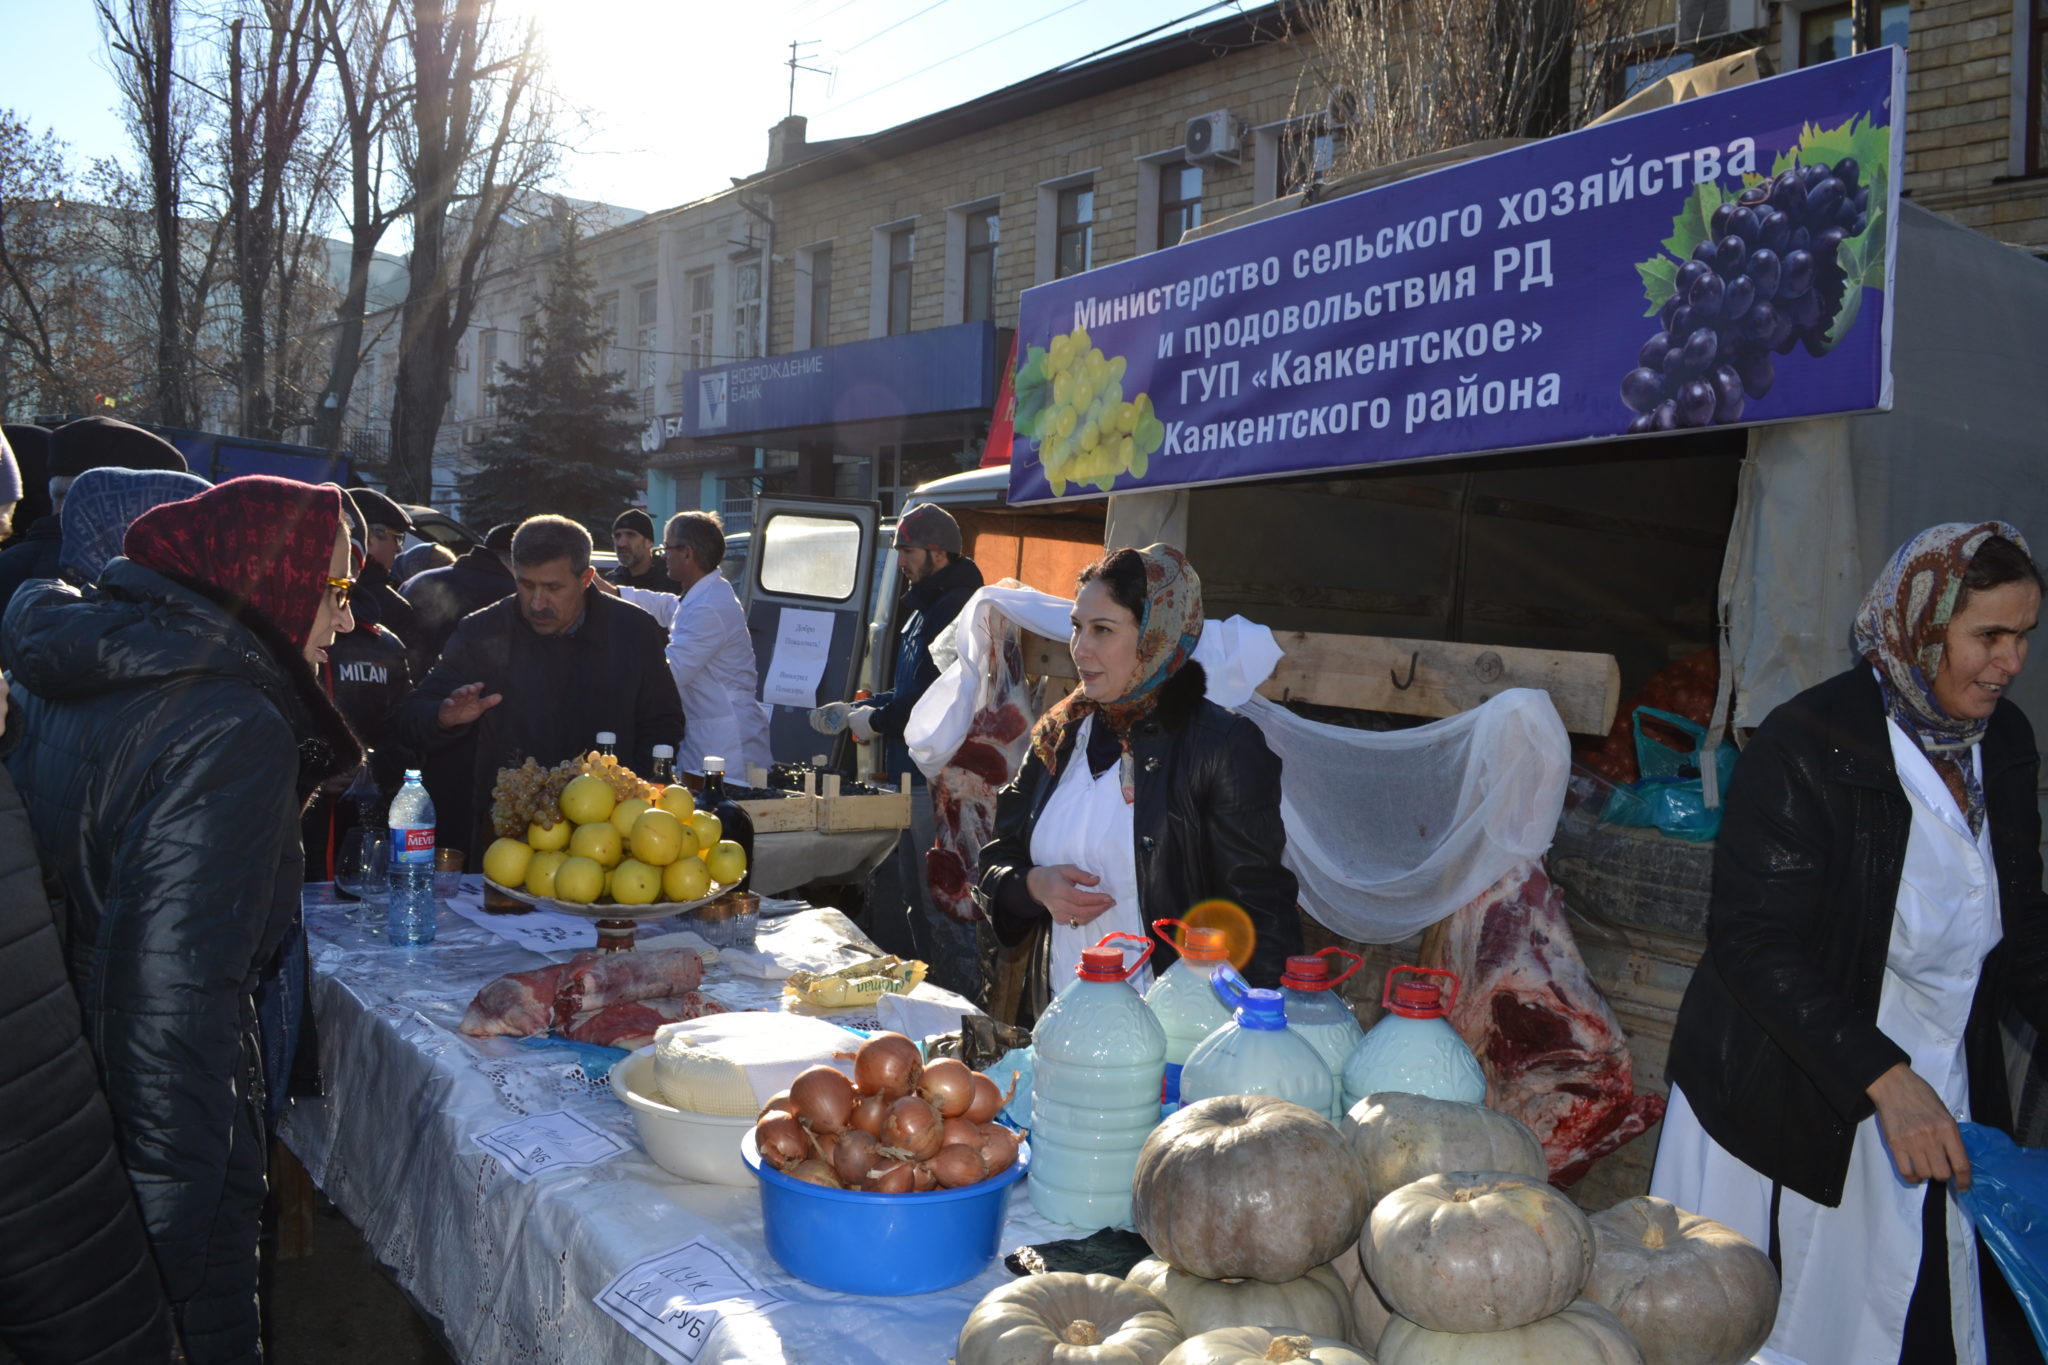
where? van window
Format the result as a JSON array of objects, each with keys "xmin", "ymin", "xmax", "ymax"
[{"xmin": 757, "ymin": 513, "xmax": 862, "ymax": 601}]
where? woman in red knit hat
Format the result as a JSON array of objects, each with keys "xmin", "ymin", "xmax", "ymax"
[{"xmin": 2, "ymin": 475, "xmax": 362, "ymax": 1364}]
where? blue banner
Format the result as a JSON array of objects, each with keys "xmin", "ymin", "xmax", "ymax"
[
  {"xmin": 1007, "ymin": 49, "xmax": 1903, "ymax": 504},
  {"xmin": 681, "ymin": 321, "xmax": 999, "ymax": 439}
]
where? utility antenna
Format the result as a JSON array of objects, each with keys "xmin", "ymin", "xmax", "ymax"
[{"xmin": 786, "ymin": 39, "xmax": 830, "ymax": 119}]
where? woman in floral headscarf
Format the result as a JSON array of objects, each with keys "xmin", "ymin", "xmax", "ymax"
[
  {"xmin": 974, "ymin": 544, "xmax": 1301, "ymax": 1020},
  {"xmin": 1656, "ymin": 522, "xmax": 2048, "ymax": 1365}
]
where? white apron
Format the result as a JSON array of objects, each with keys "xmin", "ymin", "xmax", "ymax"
[
  {"xmin": 1032, "ymin": 715, "xmax": 1152, "ymax": 994},
  {"xmin": 1653, "ymin": 722, "xmax": 2002, "ymax": 1365}
]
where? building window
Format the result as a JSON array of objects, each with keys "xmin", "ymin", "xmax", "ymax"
[
  {"xmin": 733, "ymin": 256, "xmax": 762, "ymax": 360},
  {"xmin": 808, "ymin": 246, "xmax": 833, "ymax": 348},
  {"xmin": 963, "ymin": 208, "xmax": 999, "ymax": 322},
  {"xmin": 887, "ymin": 226, "xmax": 915, "ymax": 335},
  {"xmin": 599, "ymin": 294, "xmax": 620, "ymax": 374},
  {"xmin": 1055, "ymin": 185, "xmax": 1094, "ymax": 278},
  {"xmin": 1155, "ymin": 162, "xmax": 1203, "ymax": 250},
  {"xmin": 479, "ymin": 330, "xmax": 499, "ymax": 417},
  {"xmin": 1798, "ymin": 1, "xmax": 1908, "ymax": 65},
  {"xmin": 521, "ymin": 312, "xmax": 539, "ymax": 362},
  {"xmin": 635, "ymin": 284, "xmax": 658, "ymax": 391},
  {"xmin": 686, "ymin": 270, "xmax": 713, "ymax": 371},
  {"xmin": 1620, "ymin": 49, "xmax": 1694, "ymax": 100}
]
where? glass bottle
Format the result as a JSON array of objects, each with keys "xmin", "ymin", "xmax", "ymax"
[
  {"xmin": 594, "ymin": 730, "xmax": 618, "ymax": 759},
  {"xmin": 649, "ymin": 744, "xmax": 676, "ymax": 785},
  {"xmin": 700, "ymin": 756, "xmax": 756, "ymax": 895}
]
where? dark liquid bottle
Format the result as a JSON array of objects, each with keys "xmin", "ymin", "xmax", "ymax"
[{"xmin": 701, "ymin": 755, "xmax": 755, "ymax": 896}]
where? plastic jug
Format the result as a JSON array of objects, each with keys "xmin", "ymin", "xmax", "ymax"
[
  {"xmin": 1340, "ymin": 965, "xmax": 1487, "ymax": 1111},
  {"xmin": 1029, "ymin": 932, "xmax": 1166, "ymax": 1229},
  {"xmin": 1143, "ymin": 917, "xmax": 1234, "ymax": 1113},
  {"xmin": 1281, "ymin": 949, "xmax": 1367, "ymax": 1105},
  {"xmin": 1178, "ymin": 966, "xmax": 1338, "ymax": 1120}
]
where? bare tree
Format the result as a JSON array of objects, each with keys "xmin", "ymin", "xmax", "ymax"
[{"xmin": 385, "ymin": 0, "xmax": 557, "ymax": 502}]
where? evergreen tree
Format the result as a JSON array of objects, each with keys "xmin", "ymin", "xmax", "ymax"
[{"xmin": 462, "ymin": 214, "xmax": 641, "ymax": 532}]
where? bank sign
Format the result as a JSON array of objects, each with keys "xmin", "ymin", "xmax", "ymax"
[
  {"xmin": 679, "ymin": 322, "xmax": 1001, "ymax": 440},
  {"xmin": 1006, "ymin": 48, "xmax": 1902, "ymax": 504}
]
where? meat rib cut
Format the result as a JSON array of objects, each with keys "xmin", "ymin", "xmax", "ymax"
[
  {"xmin": 563, "ymin": 993, "xmax": 727, "ymax": 1051},
  {"xmin": 1436, "ymin": 859, "xmax": 1666, "ymax": 1186},
  {"xmin": 927, "ymin": 616, "xmax": 1037, "ymax": 923},
  {"xmin": 458, "ymin": 956, "xmax": 591, "ymax": 1038},
  {"xmin": 553, "ymin": 948, "xmax": 705, "ymax": 1026}
]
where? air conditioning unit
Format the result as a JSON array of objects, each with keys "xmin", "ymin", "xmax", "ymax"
[
  {"xmin": 1184, "ymin": 111, "xmax": 1243, "ymax": 166},
  {"xmin": 1676, "ymin": 0, "xmax": 1763, "ymax": 42}
]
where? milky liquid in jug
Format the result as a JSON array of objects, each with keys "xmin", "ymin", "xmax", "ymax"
[
  {"xmin": 1178, "ymin": 965, "xmax": 1337, "ymax": 1120},
  {"xmin": 1340, "ymin": 964, "xmax": 1488, "ymax": 1111},
  {"xmin": 1280, "ymin": 950, "xmax": 1367, "ymax": 1111},
  {"xmin": 1141, "ymin": 918, "xmax": 1233, "ymax": 1114}
]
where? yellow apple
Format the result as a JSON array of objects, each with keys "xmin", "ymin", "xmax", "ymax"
[
  {"xmin": 559, "ymin": 774, "xmax": 617, "ymax": 825},
  {"xmin": 705, "ymin": 839, "xmax": 747, "ymax": 887},
  {"xmin": 608, "ymin": 797, "xmax": 652, "ymax": 838},
  {"xmin": 661, "ymin": 856, "xmax": 711, "ymax": 902},
  {"xmin": 523, "ymin": 849, "xmax": 568, "ymax": 897},
  {"xmin": 569, "ymin": 821, "xmax": 623, "ymax": 869},
  {"xmin": 552, "ymin": 856, "xmax": 604, "ymax": 904},
  {"xmin": 482, "ymin": 838, "xmax": 533, "ymax": 888},
  {"xmin": 629, "ymin": 808, "xmax": 686, "ymax": 866},
  {"xmin": 526, "ymin": 818, "xmax": 571, "ymax": 852},
  {"xmin": 611, "ymin": 859, "xmax": 661, "ymax": 905}
]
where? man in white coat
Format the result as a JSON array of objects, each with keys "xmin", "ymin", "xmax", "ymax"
[{"xmin": 599, "ymin": 510, "xmax": 772, "ymax": 774}]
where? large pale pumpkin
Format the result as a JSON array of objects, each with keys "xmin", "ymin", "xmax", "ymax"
[
  {"xmin": 1341, "ymin": 1092, "xmax": 1548, "ymax": 1209},
  {"xmin": 956, "ymin": 1272, "xmax": 1184, "ymax": 1365},
  {"xmin": 1582, "ymin": 1196, "xmax": 1778, "ymax": 1365},
  {"xmin": 1127, "ymin": 1256, "xmax": 1354, "ymax": 1343},
  {"xmin": 1161, "ymin": 1325, "xmax": 1377, "ymax": 1364},
  {"xmin": 1132, "ymin": 1095, "xmax": 1372, "ymax": 1284},
  {"xmin": 1333, "ymin": 1240, "xmax": 1393, "ymax": 1352},
  {"xmin": 1377, "ymin": 1299, "xmax": 1643, "ymax": 1365},
  {"xmin": 1363, "ymin": 1171, "xmax": 1593, "ymax": 1334}
]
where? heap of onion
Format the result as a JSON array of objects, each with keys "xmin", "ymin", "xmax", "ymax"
[{"xmin": 748, "ymin": 1033, "xmax": 1021, "ymax": 1194}]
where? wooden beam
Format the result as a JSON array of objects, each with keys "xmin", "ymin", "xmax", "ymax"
[{"xmin": 1021, "ymin": 629, "xmax": 1621, "ymax": 736}]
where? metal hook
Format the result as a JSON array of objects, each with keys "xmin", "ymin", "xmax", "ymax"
[{"xmin": 1390, "ymin": 650, "xmax": 1420, "ymax": 691}]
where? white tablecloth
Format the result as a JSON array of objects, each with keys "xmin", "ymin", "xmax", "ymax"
[{"xmin": 281, "ymin": 884, "xmax": 1067, "ymax": 1364}]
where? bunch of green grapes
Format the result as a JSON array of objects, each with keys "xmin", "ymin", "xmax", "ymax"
[
  {"xmin": 577, "ymin": 750, "xmax": 656, "ymax": 804},
  {"xmin": 490, "ymin": 757, "xmax": 578, "ymax": 838},
  {"xmin": 1014, "ymin": 325, "xmax": 1167, "ymax": 496}
]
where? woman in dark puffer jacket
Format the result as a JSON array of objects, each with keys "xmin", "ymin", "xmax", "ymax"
[{"xmin": 3, "ymin": 476, "xmax": 360, "ymax": 1364}]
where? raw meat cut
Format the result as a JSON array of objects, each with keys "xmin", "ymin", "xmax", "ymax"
[
  {"xmin": 563, "ymin": 993, "xmax": 727, "ymax": 1051},
  {"xmin": 927, "ymin": 620, "xmax": 1037, "ymax": 922},
  {"xmin": 458, "ymin": 956, "xmax": 592, "ymax": 1038},
  {"xmin": 1434, "ymin": 859, "xmax": 1666, "ymax": 1186},
  {"xmin": 553, "ymin": 948, "xmax": 705, "ymax": 1026}
]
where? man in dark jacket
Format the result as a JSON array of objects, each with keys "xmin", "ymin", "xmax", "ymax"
[
  {"xmin": 403, "ymin": 520, "xmax": 515, "ymax": 665},
  {"xmin": 608, "ymin": 508, "xmax": 678, "ymax": 594},
  {"xmin": 345, "ymin": 486, "xmax": 422, "ymax": 664},
  {"xmin": 0, "ymin": 675, "xmax": 176, "ymax": 1365},
  {"xmin": 808, "ymin": 502, "xmax": 984, "ymax": 985},
  {"xmin": 302, "ymin": 617, "xmax": 414, "ymax": 880},
  {"xmin": 398, "ymin": 514, "xmax": 685, "ymax": 858},
  {"xmin": 0, "ymin": 417, "xmax": 187, "ymax": 621}
]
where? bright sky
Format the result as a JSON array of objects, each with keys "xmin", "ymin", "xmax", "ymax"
[{"xmin": 2, "ymin": 0, "xmax": 1242, "ymax": 222}]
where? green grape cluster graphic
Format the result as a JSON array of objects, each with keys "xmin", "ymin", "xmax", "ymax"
[{"xmin": 1014, "ymin": 325, "xmax": 1167, "ymax": 495}]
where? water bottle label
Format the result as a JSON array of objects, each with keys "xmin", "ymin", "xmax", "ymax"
[
  {"xmin": 1160, "ymin": 1062, "xmax": 1183, "ymax": 1108},
  {"xmin": 391, "ymin": 826, "xmax": 435, "ymax": 866}
]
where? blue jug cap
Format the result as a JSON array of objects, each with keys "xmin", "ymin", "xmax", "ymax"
[{"xmin": 1234, "ymin": 989, "xmax": 1289, "ymax": 1031}]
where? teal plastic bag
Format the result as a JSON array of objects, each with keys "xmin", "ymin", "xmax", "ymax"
[
  {"xmin": 1957, "ymin": 1122, "xmax": 2048, "ymax": 1358},
  {"xmin": 1600, "ymin": 707, "xmax": 1739, "ymax": 842}
]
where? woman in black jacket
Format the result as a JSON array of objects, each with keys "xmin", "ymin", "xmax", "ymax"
[
  {"xmin": 3, "ymin": 476, "xmax": 361, "ymax": 1364},
  {"xmin": 1657, "ymin": 522, "xmax": 2048, "ymax": 1365},
  {"xmin": 974, "ymin": 544, "xmax": 1300, "ymax": 1022}
]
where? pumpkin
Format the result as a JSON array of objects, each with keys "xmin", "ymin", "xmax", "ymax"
[
  {"xmin": 1161, "ymin": 1325, "xmax": 1378, "ymax": 1364},
  {"xmin": 1341, "ymin": 1092, "xmax": 1548, "ymax": 1210},
  {"xmin": 955, "ymin": 1272, "xmax": 1185, "ymax": 1365},
  {"xmin": 1127, "ymin": 1256, "xmax": 1354, "ymax": 1344},
  {"xmin": 1581, "ymin": 1196, "xmax": 1778, "ymax": 1365},
  {"xmin": 1363, "ymin": 1171, "xmax": 1593, "ymax": 1334},
  {"xmin": 1376, "ymin": 1299, "xmax": 1643, "ymax": 1365},
  {"xmin": 1133, "ymin": 1095, "xmax": 1372, "ymax": 1284},
  {"xmin": 1333, "ymin": 1240, "xmax": 1393, "ymax": 1351}
]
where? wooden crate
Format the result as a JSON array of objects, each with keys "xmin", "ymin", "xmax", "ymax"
[
  {"xmin": 815, "ymin": 773, "xmax": 914, "ymax": 834},
  {"xmin": 735, "ymin": 790, "xmax": 820, "ymax": 833}
]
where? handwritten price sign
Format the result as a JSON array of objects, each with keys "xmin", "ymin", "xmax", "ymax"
[
  {"xmin": 472, "ymin": 1109, "xmax": 626, "ymax": 1182},
  {"xmin": 595, "ymin": 1237, "xmax": 786, "ymax": 1364}
]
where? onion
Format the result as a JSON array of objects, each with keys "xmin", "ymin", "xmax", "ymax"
[
  {"xmin": 910, "ymin": 1162, "xmax": 939, "ymax": 1192},
  {"xmin": 919, "ymin": 1057, "xmax": 976, "ymax": 1118},
  {"xmin": 854, "ymin": 1032, "xmax": 922, "ymax": 1100},
  {"xmin": 785, "ymin": 1158, "xmax": 841, "ymax": 1188},
  {"xmin": 942, "ymin": 1116, "xmax": 981, "ymax": 1150},
  {"xmin": 808, "ymin": 1127, "xmax": 839, "ymax": 1166},
  {"xmin": 978, "ymin": 1122, "xmax": 1020, "ymax": 1176},
  {"xmin": 832, "ymin": 1129, "xmax": 880, "ymax": 1187},
  {"xmin": 754, "ymin": 1113, "xmax": 809, "ymax": 1171},
  {"xmin": 963, "ymin": 1071, "xmax": 1010, "ymax": 1124},
  {"xmin": 758, "ymin": 1090, "xmax": 797, "ymax": 1119},
  {"xmin": 932, "ymin": 1142, "xmax": 988, "ymax": 1189},
  {"xmin": 789, "ymin": 1064, "xmax": 856, "ymax": 1134},
  {"xmin": 867, "ymin": 1157, "xmax": 916, "ymax": 1194},
  {"xmin": 849, "ymin": 1092, "xmax": 889, "ymax": 1136},
  {"xmin": 882, "ymin": 1094, "xmax": 944, "ymax": 1160}
]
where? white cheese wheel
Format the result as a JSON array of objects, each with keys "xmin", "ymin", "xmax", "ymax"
[{"xmin": 650, "ymin": 1012, "xmax": 865, "ymax": 1115}]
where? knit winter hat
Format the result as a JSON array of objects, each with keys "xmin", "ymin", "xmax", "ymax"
[
  {"xmin": 612, "ymin": 508, "xmax": 655, "ymax": 540},
  {"xmin": 124, "ymin": 475, "xmax": 346, "ymax": 653},
  {"xmin": 49, "ymin": 416, "xmax": 188, "ymax": 477},
  {"xmin": 61, "ymin": 466, "xmax": 212, "ymax": 583}
]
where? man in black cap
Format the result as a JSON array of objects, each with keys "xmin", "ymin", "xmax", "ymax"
[
  {"xmin": 808, "ymin": 501, "xmax": 985, "ymax": 994},
  {"xmin": 608, "ymin": 508, "xmax": 678, "ymax": 595},
  {"xmin": 345, "ymin": 486, "xmax": 423, "ymax": 671},
  {"xmin": 0, "ymin": 417, "xmax": 189, "ymax": 620},
  {"xmin": 403, "ymin": 521, "xmax": 517, "ymax": 667}
]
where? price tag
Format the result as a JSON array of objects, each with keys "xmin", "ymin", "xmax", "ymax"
[
  {"xmin": 447, "ymin": 897, "xmax": 598, "ymax": 952},
  {"xmin": 594, "ymin": 1237, "xmax": 786, "ymax": 1365},
  {"xmin": 473, "ymin": 1108, "xmax": 627, "ymax": 1182}
]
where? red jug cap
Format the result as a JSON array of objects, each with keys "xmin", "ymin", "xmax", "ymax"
[
  {"xmin": 1381, "ymin": 964, "xmax": 1461, "ymax": 1018},
  {"xmin": 1079, "ymin": 946, "xmax": 1130, "ymax": 980},
  {"xmin": 1180, "ymin": 927, "xmax": 1229, "ymax": 962},
  {"xmin": 1281, "ymin": 955, "xmax": 1331, "ymax": 989}
]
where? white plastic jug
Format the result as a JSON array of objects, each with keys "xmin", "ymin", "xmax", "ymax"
[
  {"xmin": 1340, "ymin": 964, "xmax": 1488, "ymax": 1111},
  {"xmin": 1280, "ymin": 949, "xmax": 1367, "ymax": 1106},
  {"xmin": 1178, "ymin": 966, "xmax": 1338, "ymax": 1120},
  {"xmin": 1142, "ymin": 917, "xmax": 1234, "ymax": 1113},
  {"xmin": 1029, "ymin": 932, "xmax": 1167, "ymax": 1229}
]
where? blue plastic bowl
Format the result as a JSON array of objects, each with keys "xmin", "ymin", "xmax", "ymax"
[{"xmin": 740, "ymin": 1128, "xmax": 1030, "ymax": 1295}]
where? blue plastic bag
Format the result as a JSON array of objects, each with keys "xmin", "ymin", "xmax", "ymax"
[
  {"xmin": 1600, "ymin": 706, "xmax": 1740, "ymax": 842},
  {"xmin": 1956, "ymin": 1121, "xmax": 2048, "ymax": 1357}
]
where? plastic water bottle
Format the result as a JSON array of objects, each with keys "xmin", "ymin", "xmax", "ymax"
[
  {"xmin": 385, "ymin": 769, "xmax": 437, "ymax": 946},
  {"xmin": 1340, "ymin": 965, "xmax": 1487, "ymax": 1110},
  {"xmin": 1179, "ymin": 966, "xmax": 1338, "ymax": 1120},
  {"xmin": 1142, "ymin": 918, "xmax": 1234, "ymax": 1114},
  {"xmin": 1281, "ymin": 950, "xmax": 1368, "ymax": 1108},
  {"xmin": 1029, "ymin": 932, "xmax": 1165, "ymax": 1230}
]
